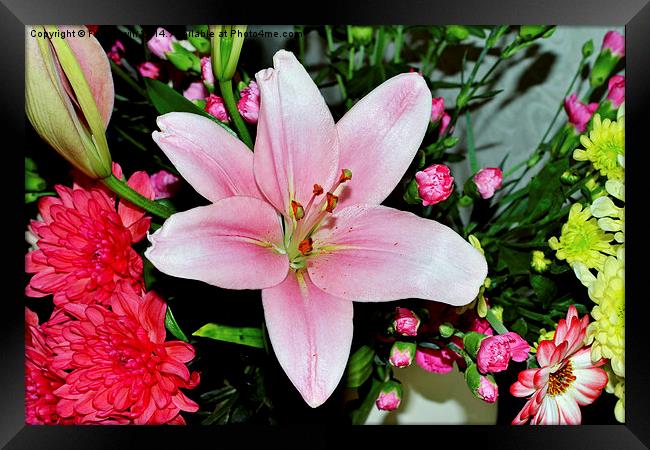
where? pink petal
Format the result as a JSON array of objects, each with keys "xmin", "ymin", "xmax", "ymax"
[
  {"xmin": 152, "ymin": 112, "xmax": 262, "ymax": 203},
  {"xmin": 60, "ymin": 26, "xmax": 114, "ymax": 127},
  {"xmin": 262, "ymin": 271, "xmax": 353, "ymax": 408},
  {"xmin": 308, "ymin": 205, "xmax": 487, "ymax": 305},
  {"xmin": 254, "ymin": 50, "xmax": 339, "ymax": 218},
  {"xmin": 336, "ymin": 73, "xmax": 431, "ymax": 208},
  {"xmin": 146, "ymin": 196, "xmax": 289, "ymax": 290},
  {"xmin": 536, "ymin": 340, "xmax": 555, "ymax": 367},
  {"xmin": 118, "ymin": 171, "xmax": 154, "ymax": 234},
  {"xmin": 165, "ymin": 341, "xmax": 196, "ymax": 363},
  {"xmin": 510, "ymin": 381, "xmax": 536, "ymax": 398}
]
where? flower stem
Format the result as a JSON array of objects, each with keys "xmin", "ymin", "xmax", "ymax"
[
  {"xmin": 393, "ymin": 25, "xmax": 404, "ymax": 64},
  {"xmin": 102, "ymin": 174, "xmax": 174, "ymax": 219},
  {"xmin": 219, "ymin": 79, "xmax": 254, "ymax": 150},
  {"xmin": 324, "ymin": 26, "xmax": 348, "ymax": 101},
  {"xmin": 110, "ymin": 60, "xmax": 148, "ymax": 98},
  {"xmin": 485, "ymin": 309, "xmax": 509, "ymax": 335},
  {"xmin": 465, "ymin": 110, "xmax": 479, "ymax": 174}
]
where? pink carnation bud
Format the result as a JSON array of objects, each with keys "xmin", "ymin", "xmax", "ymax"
[
  {"xmin": 137, "ymin": 62, "xmax": 160, "ymax": 79},
  {"xmin": 431, "ymin": 97, "xmax": 445, "ymax": 123},
  {"xmin": 237, "ymin": 81, "xmax": 260, "ymax": 124},
  {"xmin": 602, "ymin": 30, "xmax": 625, "ymax": 57},
  {"xmin": 606, "ymin": 75, "xmax": 625, "ymax": 108},
  {"xmin": 415, "ymin": 164, "xmax": 454, "ymax": 206},
  {"xmin": 183, "ymin": 81, "xmax": 208, "ymax": 102},
  {"xmin": 389, "ymin": 341, "xmax": 416, "ymax": 368},
  {"xmin": 473, "ymin": 167, "xmax": 503, "ymax": 200},
  {"xmin": 477, "ymin": 332, "xmax": 530, "ymax": 374},
  {"xmin": 150, "ymin": 170, "xmax": 182, "ymax": 199},
  {"xmin": 415, "ymin": 346, "xmax": 457, "ymax": 374},
  {"xmin": 147, "ymin": 27, "xmax": 176, "ymax": 60},
  {"xmin": 201, "ymin": 56, "xmax": 215, "ymax": 88},
  {"xmin": 393, "ymin": 307, "xmax": 421, "ymax": 337},
  {"xmin": 376, "ymin": 381, "xmax": 403, "ymax": 411},
  {"xmin": 476, "ymin": 376, "xmax": 499, "ymax": 403},
  {"xmin": 564, "ymin": 93, "xmax": 598, "ymax": 133},
  {"xmin": 107, "ymin": 40, "xmax": 125, "ymax": 65},
  {"xmin": 439, "ymin": 112, "xmax": 452, "ymax": 137},
  {"xmin": 204, "ymin": 94, "xmax": 230, "ymax": 122}
]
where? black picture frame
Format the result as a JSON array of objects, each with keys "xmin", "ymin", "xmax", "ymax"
[{"xmin": 2, "ymin": 0, "xmax": 648, "ymax": 448}]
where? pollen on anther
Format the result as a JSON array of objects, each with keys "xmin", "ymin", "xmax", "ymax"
[
  {"xmin": 325, "ymin": 192, "xmax": 338, "ymax": 213},
  {"xmin": 313, "ymin": 184, "xmax": 324, "ymax": 195},
  {"xmin": 298, "ymin": 237, "xmax": 313, "ymax": 255},
  {"xmin": 339, "ymin": 168, "xmax": 352, "ymax": 183},
  {"xmin": 291, "ymin": 200, "xmax": 304, "ymax": 220}
]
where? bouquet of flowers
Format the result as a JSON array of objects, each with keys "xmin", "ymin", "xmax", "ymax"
[{"xmin": 24, "ymin": 24, "xmax": 624, "ymax": 425}]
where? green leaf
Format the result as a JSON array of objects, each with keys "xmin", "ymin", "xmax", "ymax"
[
  {"xmin": 165, "ymin": 307, "xmax": 189, "ymax": 342},
  {"xmin": 144, "ymin": 78, "xmax": 236, "ymax": 136},
  {"xmin": 345, "ymin": 345, "xmax": 376, "ymax": 388},
  {"xmin": 497, "ymin": 247, "xmax": 531, "ymax": 275},
  {"xmin": 510, "ymin": 317, "xmax": 528, "ymax": 337},
  {"xmin": 463, "ymin": 332, "xmax": 486, "ymax": 358},
  {"xmin": 472, "ymin": 89, "xmax": 504, "ymax": 100},
  {"xmin": 193, "ymin": 323, "xmax": 265, "ymax": 348},
  {"xmin": 530, "ymin": 274, "xmax": 557, "ymax": 305},
  {"xmin": 200, "ymin": 385, "xmax": 237, "ymax": 403}
]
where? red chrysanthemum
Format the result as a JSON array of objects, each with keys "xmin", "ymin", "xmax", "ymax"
[
  {"xmin": 25, "ymin": 308, "xmax": 72, "ymax": 425},
  {"xmin": 25, "ymin": 166, "xmax": 154, "ymax": 307},
  {"xmin": 48, "ymin": 284, "xmax": 200, "ymax": 424}
]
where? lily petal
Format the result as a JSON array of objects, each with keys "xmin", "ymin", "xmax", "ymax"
[
  {"xmin": 262, "ymin": 271, "xmax": 353, "ymax": 408},
  {"xmin": 145, "ymin": 196, "xmax": 289, "ymax": 290},
  {"xmin": 336, "ymin": 73, "xmax": 432, "ymax": 208},
  {"xmin": 254, "ymin": 50, "xmax": 339, "ymax": 218},
  {"xmin": 152, "ymin": 112, "xmax": 262, "ymax": 203},
  {"xmin": 308, "ymin": 205, "xmax": 487, "ymax": 305}
]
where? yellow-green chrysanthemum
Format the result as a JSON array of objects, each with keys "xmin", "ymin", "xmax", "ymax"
[
  {"xmin": 591, "ymin": 186, "xmax": 625, "ymax": 243},
  {"xmin": 573, "ymin": 114, "xmax": 625, "ymax": 180},
  {"xmin": 574, "ymin": 248, "xmax": 625, "ymax": 377},
  {"xmin": 530, "ymin": 250, "xmax": 552, "ymax": 272},
  {"xmin": 549, "ymin": 203, "xmax": 616, "ymax": 270},
  {"xmin": 530, "ymin": 328, "xmax": 555, "ymax": 354},
  {"xmin": 604, "ymin": 363, "xmax": 625, "ymax": 423}
]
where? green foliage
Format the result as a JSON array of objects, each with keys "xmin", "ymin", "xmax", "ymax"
[{"xmin": 193, "ymin": 323, "xmax": 265, "ymax": 348}]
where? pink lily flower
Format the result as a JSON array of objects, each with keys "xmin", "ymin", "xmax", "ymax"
[{"xmin": 145, "ymin": 50, "xmax": 487, "ymax": 407}]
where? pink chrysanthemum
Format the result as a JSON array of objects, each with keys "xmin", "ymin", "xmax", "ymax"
[
  {"xmin": 25, "ymin": 308, "xmax": 72, "ymax": 425},
  {"xmin": 510, "ymin": 306, "xmax": 608, "ymax": 425},
  {"xmin": 25, "ymin": 166, "xmax": 153, "ymax": 307},
  {"xmin": 48, "ymin": 284, "xmax": 200, "ymax": 424}
]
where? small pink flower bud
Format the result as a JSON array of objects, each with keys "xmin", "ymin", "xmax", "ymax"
[
  {"xmin": 415, "ymin": 164, "xmax": 454, "ymax": 206},
  {"xmin": 204, "ymin": 94, "xmax": 230, "ymax": 122},
  {"xmin": 431, "ymin": 97, "xmax": 445, "ymax": 123},
  {"xmin": 183, "ymin": 81, "xmax": 208, "ymax": 101},
  {"xmin": 393, "ymin": 307, "xmax": 421, "ymax": 337},
  {"xmin": 602, "ymin": 30, "xmax": 625, "ymax": 58},
  {"xmin": 147, "ymin": 27, "xmax": 176, "ymax": 60},
  {"xmin": 476, "ymin": 376, "xmax": 499, "ymax": 403},
  {"xmin": 137, "ymin": 62, "xmax": 160, "ymax": 79},
  {"xmin": 389, "ymin": 341, "xmax": 416, "ymax": 368},
  {"xmin": 375, "ymin": 381, "xmax": 403, "ymax": 411},
  {"xmin": 415, "ymin": 346, "xmax": 456, "ymax": 374},
  {"xmin": 476, "ymin": 332, "xmax": 530, "ymax": 374},
  {"xmin": 237, "ymin": 81, "xmax": 260, "ymax": 124},
  {"xmin": 439, "ymin": 112, "xmax": 452, "ymax": 137},
  {"xmin": 473, "ymin": 167, "xmax": 503, "ymax": 200},
  {"xmin": 107, "ymin": 40, "xmax": 125, "ymax": 65},
  {"xmin": 201, "ymin": 56, "xmax": 215, "ymax": 89},
  {"xmin": 564, "ymin": 93, "xmax": 598, "ymax": 133},
  {"xmin": 606, "ymin": 75, "xmax": 625, "ymax": 108},
  {"xmin": 150, "ymin": 170, "xmax": 182, "ymax": 199}
]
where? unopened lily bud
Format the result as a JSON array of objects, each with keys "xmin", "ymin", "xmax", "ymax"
[
  {"xmin": 375, "ymin": 380, "xmax": 403, "ymax": 411},
  {"xmin": 393, "ymin": 308, "xmax": 421, "ymax": 337},
  {"xmin": 210, "ymin": 25, "xmax": 247, "ymax": 82},
  {"xmin": 25, "ymin": 26, "xmax": 114, "ymax": 179},
  {"xmin": 590, "ymin": 30, "xmax": 625, "ymax": 88},
  {"xmin": 389, "ymin": 341, "xmax": 417, "ymax": 368}
]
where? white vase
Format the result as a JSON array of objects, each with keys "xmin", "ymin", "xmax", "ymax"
[{"xmin": 365, "ymin": 365, "xmax": 498, "ymax": 425}]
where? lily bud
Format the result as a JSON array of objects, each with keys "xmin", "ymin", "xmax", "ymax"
[
  {"xmin": 25, "ymin": 25, "xmax": 114, "ymax": 179},
  {"xmin": 375, "ymin": 380, "xmax": 403, "ymax": 411},
  {"xmin": 210, "ymin": 25, "xmax": 247, "ymax": 82},
  {"xmin": 389, "ymin": 341, "xmax": 416, "ymax": 368}
]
